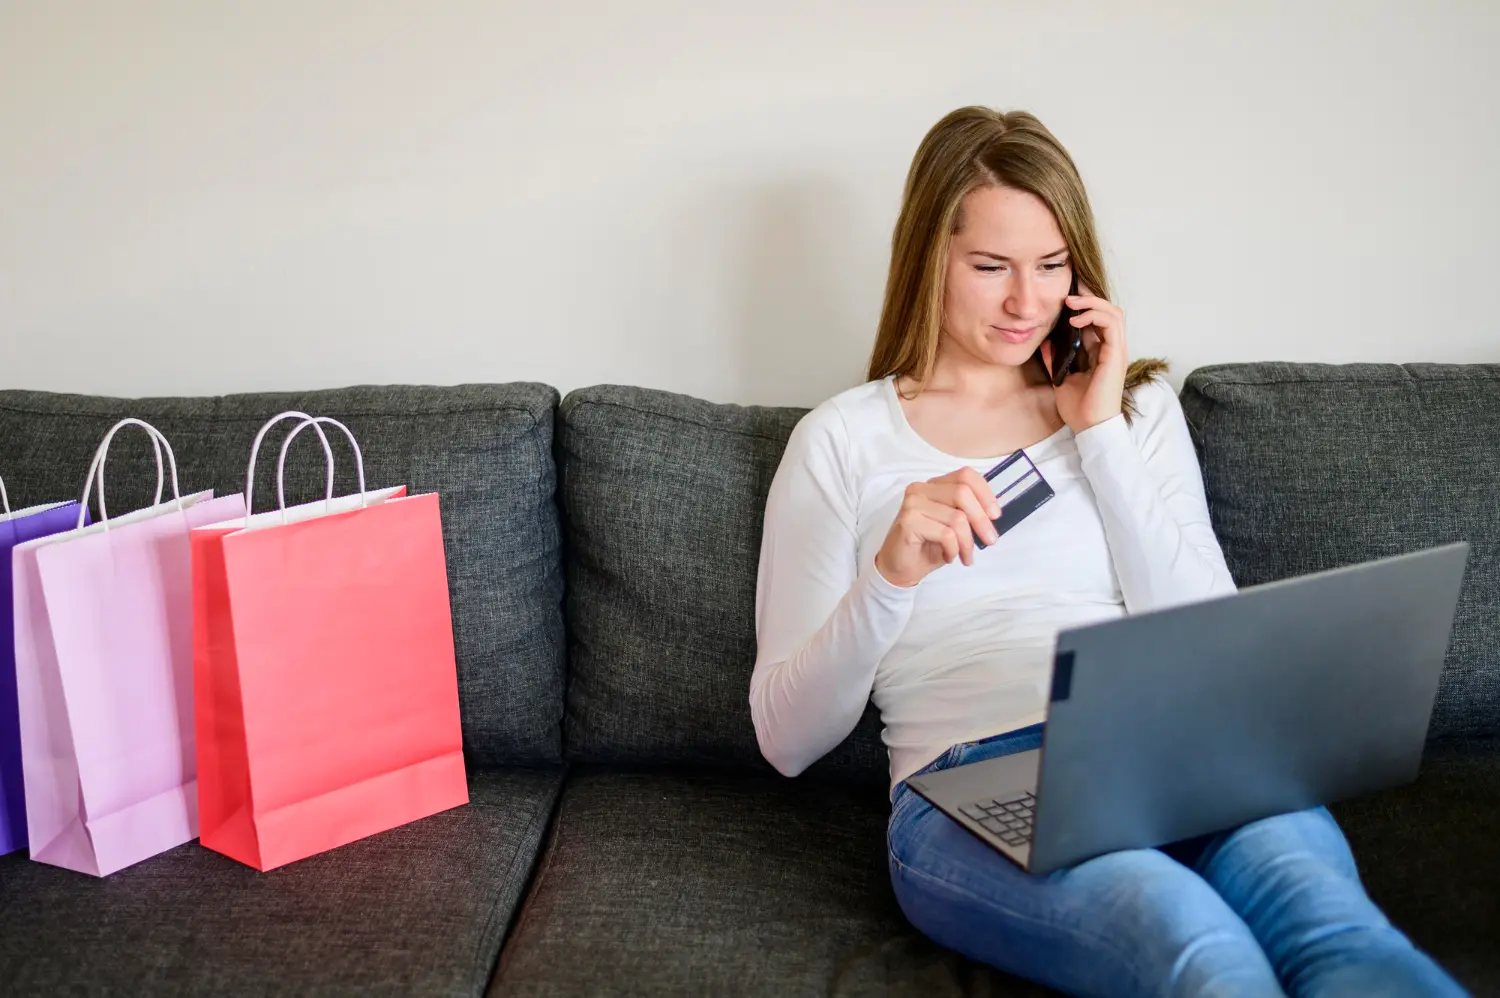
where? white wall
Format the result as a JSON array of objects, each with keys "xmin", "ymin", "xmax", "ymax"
[{"xmin": 2, "ymin": 1, "xmax": 1496, "ymax": 407}]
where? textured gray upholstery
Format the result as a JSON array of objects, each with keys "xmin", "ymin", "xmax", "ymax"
[
  {"xmin": 0, "ymin": 384, "xmax": 565, "ymax": 764},
  {"xmin": 0, "ymin": 768, "xmax": 564, "ymax": 996},
  {"xmin": 556, "ymin": 385, "xmax": 885, "ymax": 786},
  {"xmin": 1180, "ymin": 363, "xmax": 1500, "ymax": 739}
]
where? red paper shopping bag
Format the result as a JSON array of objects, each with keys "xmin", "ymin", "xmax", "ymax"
[{"xmin": 192, "ymin": 413, "xmax": 467, "ymax": 871}]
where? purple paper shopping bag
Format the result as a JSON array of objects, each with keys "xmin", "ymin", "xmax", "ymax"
[
  {"xmin": 12, "ymin": 419, "xmax": 245, "ymax": 876},
  {"xmin": 0, "ymin": 476, "xmax": 88, "ymax": 856}
]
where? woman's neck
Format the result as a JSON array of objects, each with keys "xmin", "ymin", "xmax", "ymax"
[
  {"xmin": 898, "ymin": 352, "xmax": 1047, "ymax": 405},
  {"xmin": 892, "ymin": 349, "xmax": 1064, "ymax": 459}
]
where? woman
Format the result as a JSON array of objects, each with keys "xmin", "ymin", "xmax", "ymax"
[{"xmin": 748, "ymin": 107, "xmax": 1465, "ymax": 997}]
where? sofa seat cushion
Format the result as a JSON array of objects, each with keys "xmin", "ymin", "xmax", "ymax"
[
  {"xmin": 491, "ymin": 741, "xmax": 1498, "ymax": 998},
  {"xmin": 0, "ymin": 767, "xmax": 564, "ymax": 997},
  {"xmin": 1330, "ymin": 738, "xmax": 1500, "ymax": 994},
  {"xmin": 487, "ymin": 768, "xmax": 1047, "ymax": 997}
]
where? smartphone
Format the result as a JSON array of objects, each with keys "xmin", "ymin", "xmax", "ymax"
[{"xmin": 1044, "ymin": 271, "xmax": 1088, "ymax": 387}]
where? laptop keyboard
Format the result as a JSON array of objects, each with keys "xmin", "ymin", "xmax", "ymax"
[{"xmin": 958, "ymin": 792, "xmax": 1036, "ymax": 847}]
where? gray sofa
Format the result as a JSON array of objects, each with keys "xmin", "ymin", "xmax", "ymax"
[{"xmin": 0, "ymin": 361, "xmax": 1495, "ymax": 997}]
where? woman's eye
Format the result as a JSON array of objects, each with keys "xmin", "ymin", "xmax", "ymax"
[
  {"xmin": 1042, "ymin": 262, "xmax": 1067, "ymax": 271},
  {"xmin": 975, "ymin": 265, "xmax": 1004, "ymax": 273}
]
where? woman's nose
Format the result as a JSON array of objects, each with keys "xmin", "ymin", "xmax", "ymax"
[{"xmin": 1007, "ymin": 274, "xmax": 1041, "ymax": 319}]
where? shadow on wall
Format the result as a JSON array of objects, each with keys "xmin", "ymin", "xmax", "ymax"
[{"xmin": 730, "ymin": 178, "xmax": 880, "ymax": 410}]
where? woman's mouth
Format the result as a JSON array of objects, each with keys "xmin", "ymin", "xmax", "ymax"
[{"xmin": 992, "ymin": 325, "xmax": 1038, "ymax": 344}]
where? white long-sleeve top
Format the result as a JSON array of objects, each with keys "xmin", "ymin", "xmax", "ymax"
[{"xmin": 749, "ymin": 375, "xmax": 1237, "ymax": 800}]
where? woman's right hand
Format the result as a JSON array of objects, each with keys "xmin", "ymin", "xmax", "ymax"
[{"xmin": 874, "ymin": 468, "xmax": 1001, "ymax": 588}]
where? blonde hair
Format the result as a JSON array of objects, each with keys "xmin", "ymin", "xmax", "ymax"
[{"xmin": 867, "ymin": 106, "xmax": 1166, "ymax": 414}]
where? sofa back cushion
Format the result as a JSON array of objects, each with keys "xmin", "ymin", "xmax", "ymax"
[
  {"xmin": 557, "ymin": 385, "xmax": 887, "ymax": 786},
  {"xmin": 0, "ymin": 384, "xmax": 565, "ymax": 765},
  {"xmin": 1180, "ymin": 363, "xmax": 1500, "ymax": 739}
]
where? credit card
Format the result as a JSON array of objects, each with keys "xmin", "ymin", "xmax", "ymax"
[{"xmin": 974, "ymin": 450, "xmax": 1055, "ymax": 549}]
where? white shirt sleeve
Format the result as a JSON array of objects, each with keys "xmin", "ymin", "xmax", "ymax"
[
  {"xmin": 749, "ymin": 404, "xmax": 917, "ymax": 778},
  {"xmin": 1072, "ymin": 378, "xmax": 1237, "ymax": 612}
]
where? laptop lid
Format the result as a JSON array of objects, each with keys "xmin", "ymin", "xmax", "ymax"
[{"xmin": 1027, "ymin": 542, "xmax": 1470, "ymax": 875}]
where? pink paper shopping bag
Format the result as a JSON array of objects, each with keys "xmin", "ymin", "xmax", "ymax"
[
  {"xmin": 194, "ymin": 413, "xmax": 464, "ymax": 871},
  {"xmin": 12, "ymin": 419, "xmax": 245, "ymax": 876}
]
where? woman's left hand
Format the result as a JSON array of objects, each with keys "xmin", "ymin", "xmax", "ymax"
[{"xmin": 1039, "ymin": 284, "xmax": 1129, "ymax": 433}]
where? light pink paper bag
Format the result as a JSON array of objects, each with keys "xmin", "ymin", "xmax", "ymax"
[{"xmin": 13, "ymin": 419, "xmax": 245, "ymax": 876}]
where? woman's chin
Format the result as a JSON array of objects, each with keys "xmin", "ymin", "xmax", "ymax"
[{"xmin": 985, "ymin": 341, "xmax": 1043, "ymax": 368}]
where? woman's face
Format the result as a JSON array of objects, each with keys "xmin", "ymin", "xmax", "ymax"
[{"xmin": 942, "ymin": 185, "xmax": 1073, "ymax": 369}]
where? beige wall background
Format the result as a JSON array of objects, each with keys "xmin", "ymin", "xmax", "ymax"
[{"xmin": 2, "ymin": 1, "xmax": 1496, "ymax": 406}]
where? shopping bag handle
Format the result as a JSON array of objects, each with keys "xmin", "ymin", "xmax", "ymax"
[
  {"xmin": 244, "ymin": 412, "xmax": 336, "ymax": 528},
  {"xmin": 78, "ymin": 419, "xmax": 180, "ymax": 531},
  {"xmin": 276, "ymin": 417, "xmax": 368, "ymax": 524}
]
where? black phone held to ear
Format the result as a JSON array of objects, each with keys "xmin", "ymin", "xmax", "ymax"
[{"xmin": 1045, "ymin": 272, "xmax": 1084, "ymax": 387}]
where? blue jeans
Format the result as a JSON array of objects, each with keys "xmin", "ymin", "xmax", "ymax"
[{"xmin": 888, "ymin": 725, "xmax": 1467, "ymax": 998}]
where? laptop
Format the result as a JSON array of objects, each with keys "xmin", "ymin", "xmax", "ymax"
[{"xmin": 905, "ymin": 542, "xmax": 1470, "ymax": 876}]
